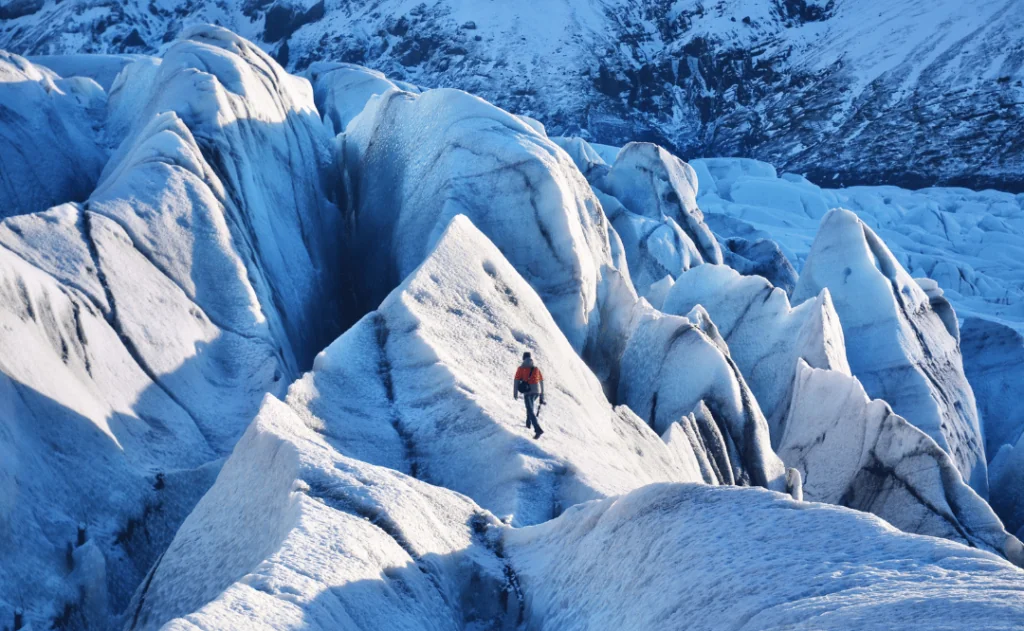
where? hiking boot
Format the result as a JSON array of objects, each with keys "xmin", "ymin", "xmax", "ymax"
[{"xmin": 533, "ymin": 428, "xmax": 544, "ymax": 440}]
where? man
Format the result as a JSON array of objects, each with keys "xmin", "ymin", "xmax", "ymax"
[{"xmin": 513, "ymin": 351, "xmax": 545, "ymax": 439}]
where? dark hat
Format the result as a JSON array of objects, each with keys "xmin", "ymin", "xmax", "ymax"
[{"xmin": 522, "ymin": 351, "xmax": 532, "ymax": 359}]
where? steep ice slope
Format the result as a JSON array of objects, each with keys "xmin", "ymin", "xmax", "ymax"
[
  {"xmin": 662, "ymin": 263, "xmax": 849, "ymax": 441},
  {"xmin": 991, "ymin": 436, "xmax": 1024, "ymax": 541},
  {"xmin": 286, "ymin": 216, "xmax": 688, "ymax": 527},
  {"xmin": 0, "ymin": 26, "xmax": 352, "ymax": 627},
  {"xmin": 617, "ymin": 304, "xmax": 788, "ymax": 492},
  {"xmin": 127, "ymin": 396, "xmax": 514, "ymax": 631},
  {"xmin": 94, "ymin": 25, "xmax": 348, "ymax": 371},
  {"xmin": 0, "ymin": 204, "xmax": 217, "ymax": 627},
  {"xmin": 506, "ymin": 483, "xmax": 1024, "ymax": 631},
  {"xmin": 337, "ymin": 83, "xmax": 635, "ymax": 372},
  {"xmin": 779, "ymin": 362, "xmax": 1023, "ymax": 565},
  {"xmin": 4, "ymin": 1, "xmax": 1021, "ymax": 191},
  {"xmin": 793, "ymin": 209, "xmax": 987, "ymax": 495},
  {"xmin": 961, "ymin": 317, "xmax": 1024, "ymax": 459},
  {"xmin": 0, "ymin": 51, "xmax": 107, "ymax": 217}
]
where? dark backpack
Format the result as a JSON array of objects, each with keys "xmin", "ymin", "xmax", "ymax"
[{"xmin": 517, "ymin": 367, "xmax": 534, "ymax": 393}]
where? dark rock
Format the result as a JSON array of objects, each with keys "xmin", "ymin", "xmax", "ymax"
[
  {"xmin": 120, "ymin": 28, "xmax": 147, "ymax": 51},
  {"xmin": 0, "ymin": 0, "xmax": 44, "ymax": 20}
]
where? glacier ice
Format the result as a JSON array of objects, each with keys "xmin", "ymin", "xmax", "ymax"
[
  {"xmin": 779, "ymin": 361, "xmax": 1023, "ymax": 565},
  {"xmin": 0, "ymin": 51, "xmax": 107, "ymax": 218},
  {"xmin": 598, "ymin": 142, "xmax": 723, "ymax": 266},
  {"xmin": 305, "ymin": 61, "xmax": 416, "ymax": 135},
  {"xmin": 1, "ymin": 22, "xmax": 1023, "ymax": 630},
  {"xmin": 662, "ymin": 263, "xmax": 849, "ymax": 443},
  {"xmin": 338, "ymin": 84, "xmax": 635, "ymax": 373},
  {"xmin": 506, "ymin": 483, "xmax": 1024, "ymax": 631},
  {"xmin": 617, "ymin": 303, "xmax": 788, "ymax": 492},
  {"xmin": 960, "ymin": 317, "xmax": 1024, "ymax": 459},
  {"xmin": 128, "ymin": 395, "xmax": 513, "ymax": 631},
  {"xmin": 286, "ymin": 215, "xmax": 686, "ymax": 526},
  {"xmin": 793, "ymin": 208, "xmax": 987, "ymax": 495},
  {"xmin": 0, "ymin": 25, "xmax": 354, "ymax": 625},
  {"xmin": 990, "ymin": 436, "xmax": 1024, "ymax": 542}
]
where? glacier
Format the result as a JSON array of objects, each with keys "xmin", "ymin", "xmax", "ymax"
[{"xmin": 1, "ymin": 20, "xmax": 1024, "ymax": 631}]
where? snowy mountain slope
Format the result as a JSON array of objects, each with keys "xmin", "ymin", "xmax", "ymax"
[
  {"xmin": 3, "ymin": 0, "xmax": 1023, "ymax": 192},
  {"xmin": 792, "ymin": 209, "xmax": 987, "ymax": 495},
  {"xmin": 285, "ymin": 215, "xmax": 691, "ymax": 527},
  {"xmin": 778, "ymin": 361, "xmax": 1023, "ymax": 565},
  {"xmin": 0, "ymin": 51, "xmax": 107, "ymax": 217},
  {"xmin": 662, "ymin": 263, "xmax": 849, "ymax": 442},
  {"xmin": 506, "ymin": 483, "xmax": 1024, "ymax": 631}
]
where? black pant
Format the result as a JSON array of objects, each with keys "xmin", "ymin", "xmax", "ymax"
[{"xmin": 524, "ymin": 394, "xmax": 542, "ymax": 432}]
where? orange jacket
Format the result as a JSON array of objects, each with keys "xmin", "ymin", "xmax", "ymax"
[{"xmin": 514, "ymin": 366, "xmax": 544, "ymax": 384}]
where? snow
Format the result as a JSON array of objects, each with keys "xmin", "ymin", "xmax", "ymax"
[
  {"xmin": 131, "ymin": 395, "xmax": 512, "ymax": 631},
  {"xmin": 506, "ymin": 483, "xmax": 1024, "ymax": 631},
  {"xmin": 662, "ymin": 264, "xmax": 849, "ymax": 444},
  {"xmin": 617, "ymin": 303, "xmax": 788, "ymax": 492},
  {"xmin": 338, "ymin": 84, "xmax": 636, "ymax": 373},
  {"xmin": 779, "ymin": 361, "xmax": 1023, "ymax": 565},
  {"xmin": 286, "ymin": 215, "xmax": 687, "ymax": 526},
  {"xmin": 793, "ymin": 209, "xmax": 987, "ymax": 495},
  {"xmin": 0, "ymin": 51, "xmax": 107, "ymax": 218}
]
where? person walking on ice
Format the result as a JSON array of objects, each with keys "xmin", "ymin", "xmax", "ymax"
[{"xmin": 514, "ymin": 351, "xmax": 545, "ymax": 439}]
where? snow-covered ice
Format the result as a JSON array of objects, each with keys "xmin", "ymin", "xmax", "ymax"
[
  {"xmin": 662, "ymin": 263, "xmax": 849, "ymax": 442},
  {"xmin": 129, "ymin": 395, "xmax": 513, "ymax": 631},
  {"xmin": 506, "ymin": 483, "xmax": 1024, "ymax": 631},
  {"xmin": 793, "ymin": 209, "xmax": 987, "ymax": 495},
  {"xmin": 779, "ymin": 361, "xmax": 1023, "ymax": 564},
  {"xmin": 286, "ymin": 215, "xmax": 687, "ymax": 526},
  {"xmin": 0, "ymin": 51, "xmax": 107, "ymax": 218},
  {"xmin": 617, "ymin": 303, "xmax": 788, "ymax": 492}
]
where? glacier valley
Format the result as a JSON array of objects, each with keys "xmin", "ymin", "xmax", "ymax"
[{"xmin": 0, "ymin": 17, "xmax": 1023, "ymax": 631}]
